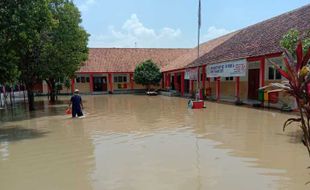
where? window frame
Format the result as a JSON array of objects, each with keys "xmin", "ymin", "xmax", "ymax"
[
  {"xmin": 113, "ymin": 74, "xmax": 128, "ymax": 83},
  {"xmin": 225, "ymin": 77, "xmax": 234, "ymax": 81}
]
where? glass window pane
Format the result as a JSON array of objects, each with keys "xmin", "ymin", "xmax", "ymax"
[
  {"xmin": 118, "ymin": 76, "xmax": 123, "ymax": 82},
  {"xmin": 268, "ymin": 67, "xmax": 274, "ymax": 80},
  {"xmin": 114, "ymin": 76, "xmax": 118, "ymax": 83},
  {"xmin": 86, "ymin": 77, "xmax": 90, "ymax": 83},
  {"xmin": 123, "ymin": 76, "xmax": 127, "ymax": 82},
  {"xmin": 81, "ymin": 77, "xmax": 85, "ymax": 83},
  {"xmin": 76, "ymin": 77, "xmax": 80, "ymax": 83}
]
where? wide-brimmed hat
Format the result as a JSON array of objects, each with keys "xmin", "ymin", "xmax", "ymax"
[{"xmin": 74, "ymin": 89, "xmax": 79, "ymax": 93}]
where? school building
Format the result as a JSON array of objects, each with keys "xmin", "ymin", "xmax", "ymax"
[
  {"xmin": 161, "ymin": 4, "xmax": 310, "ymax": 106},
  {"xmin": 72, "ymin": 48, "xmax": 190, "ymax": 94},
  {"xmin": 61, "ymin": 4, "xmax": 309, "ymax": 107}
]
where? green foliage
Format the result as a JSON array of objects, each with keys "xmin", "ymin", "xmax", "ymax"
[
  {"xmin": 55, "ymin": 82, "xmax": 63, "ymax": 91},
  {"xmin": 41, "ymin": 0, "xmax": 89, "ymax": 101},
  {"xmin": 64, "ymin": 78, "xmax": 71, "ymax": 90},
  {"xmin": 0, "ymin": 0, "xmax": 54, "ymax": 109},
  {"xmin": 280, "ymin": 29, "xmax": 310, "ymax": 56},
  {"xmin": 0, "ymin": 0, "xmax": 89, "ymax": 106},
  {"xmin": 134, "ymin": 60, "xmax": 161, "ymax": 88},
  {"xmin": 41, "ymin": 0, "xmax": 89, "ymax": 81},
  {"xmin": 0, "ymin": 51, "xmax": 20, "ymax": 84},
  {"xmin": 0, "ymin": 0, "xmax": 53, "ymax": 88}
]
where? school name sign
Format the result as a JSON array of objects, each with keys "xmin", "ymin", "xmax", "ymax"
[{"xmin": 206, "ymin": 59, "xmax": 247, "ymax": 78}]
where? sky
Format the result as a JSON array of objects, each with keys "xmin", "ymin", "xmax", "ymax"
[{"xmin": 74, "ymin": 0, "xmax": 310, "ymax": 48}]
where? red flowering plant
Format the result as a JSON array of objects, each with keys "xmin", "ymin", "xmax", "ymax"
[{"xmin": 262, "ymin": 40, "xmax": 310, "ymax": 154}]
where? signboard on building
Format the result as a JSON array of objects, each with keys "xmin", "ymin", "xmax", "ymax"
[
  {"xmin": 185, "ymin": 68, "xmax": 198, "ymax": 80},
  {"xmin": 206, "ymin": 59, "xmax": 247, "ymax": 78}
]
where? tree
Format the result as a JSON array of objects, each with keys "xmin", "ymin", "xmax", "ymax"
[
  {"xmin": 0, "ymin": 0, "xmax": 88, "ymax": 109},
  {"xmin": 134, "ymin": 60, "xmax": 162, "ymax": 90},
  {"xmin": 0, "ymin": 0, "xmax": 53, "ymax": 111},
  {"xmin": 41, "ymin": 0, "xmax": 89, "ymax": 102},
  {"xmin": 0, "ymin": 1, "xmax": 22, "ymax": 87},
  {"xmin": 280, "ymin": 29, "xmax": 310, "ymax": 56}
]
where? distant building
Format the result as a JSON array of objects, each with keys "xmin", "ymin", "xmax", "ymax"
[
  {"xmin": 73, "ymin": 48, "xmax": 190, "ymax": 94},
  {"xmin": 38, "ymin": 4, "xmax": 310, "ymax": 108}
]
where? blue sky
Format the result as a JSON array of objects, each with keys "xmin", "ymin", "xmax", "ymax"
[{"xmin": 74, "ymin": 0, "xmax": 310, "ymax": 48}]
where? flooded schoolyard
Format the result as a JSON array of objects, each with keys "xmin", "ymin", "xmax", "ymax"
[{"xmin": 0, "ymin": 95, "xmax": 309, "ymax": 190}]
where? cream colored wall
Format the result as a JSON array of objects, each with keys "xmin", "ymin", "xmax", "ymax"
[
  {"xmin": 133, "ymin": 82, "xmax": 160, "ymax": 90},
  {"xmin": 210, "ymin": 81, "xmax": 216, "ymax": 97},
  {"xmin": 42, "ymin": 81, "xmax": 49, "ymax": 94},
  {"xmin": 239, "ymin": 81, "xmax": 248, "ymax": 99},
  {"xmin": 208, "ymin": 79, "xmax": 248, "ymax": 100},
  {"xmin": 75, "ymin": 82, "xmax": 90, "ymax": 93},
  {"xmin": 220, "ymin": 81, "xmax": 235, "ymax": 98},
  {"xmin": 113, "ymin": 82, "xmax": 130, "ymax": 90}
]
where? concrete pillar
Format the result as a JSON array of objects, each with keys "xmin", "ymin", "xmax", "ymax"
[
  {"xmin": 181, "ymin": 72, "xmax": 184, "ymax": 96},
  {"xmin": 216, "ymin": 77, "xmax": 221, "ymax": 101},
  {"xmin": 130, "ymin": 73, "xmax": 134, "ymax": 90},
  {"xmin": 259, "ymin": 58, "xmax": 265, "ymax": 87},
  {"xmin": 236, "ymin": 76, "xmax": 240, "ymax": 101},
  {"xmin": 71, "ymin": 78, "xmax": 75, "ymax": 94},
  {"xmin": 202, "ymin": 66, "xmax": 206, "ymax": 90},
  {"xmin": 108, "ymin": 73, "xmax": 113, "ymax": 93}
]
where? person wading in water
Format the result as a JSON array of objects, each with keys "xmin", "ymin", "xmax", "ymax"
[{"xmin": 68, "ymin": 89, "xmax": 84, "ymax": 118}]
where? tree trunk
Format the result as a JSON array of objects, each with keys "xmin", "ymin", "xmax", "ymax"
[
  {"xmin": 26, "ymin": 83, "xmax": 35, "ymax": 111},
  {"xmin": 9, "ymin": 87, "xmax": 13, "ymax": 107},
  {"xmin": 48, "ymin": 79, "xmax": 56, "ymax": 103},
  {"xmin": 0, "ymin": 90, "xmax": 2, "ymax": 108},
  {"xmin": 23, "ymin": 88, "xmax": 26, "ymax": 103}
]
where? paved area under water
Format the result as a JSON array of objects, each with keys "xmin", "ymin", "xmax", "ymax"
[{"xmin": 0, "ymin": 95, "xmax": 309, "ymax": 190}]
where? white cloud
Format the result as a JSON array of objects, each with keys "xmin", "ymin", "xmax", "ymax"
[
  {"xmin": 89, "ymin": 14, "xmax": 182, "ymax": 48},
  {"xmin": 202, "ymin": 26, "xmax": 233, "ymax": 42},
  {"xmin": 78, "ymin": 0, "xmax": 96, "ymax": 12}
]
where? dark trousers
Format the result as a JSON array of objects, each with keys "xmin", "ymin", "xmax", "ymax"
[{"xmin": 72, "ymin": 108, "xmax": 83, "ymax": 117}]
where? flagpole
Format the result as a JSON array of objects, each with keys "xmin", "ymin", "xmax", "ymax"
[{"xmin": 196, "ymin": 0, "xmax": 201, "ymax": 100}]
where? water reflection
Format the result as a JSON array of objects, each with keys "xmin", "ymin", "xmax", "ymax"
[
  {"xmin": 0, "ymin": 95, "xmax": 309, "ymax": 190},
  {"xmin": 0, "ymin": 125, "xmax": 49, "ymax": 142}
]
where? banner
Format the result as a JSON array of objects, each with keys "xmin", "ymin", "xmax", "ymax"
[
  {"xmin": 206, "ymin": 59, "xmax": 247, "ymax": 78},
  {"xmin": 185, "ymin": 68, "xmax": 198, "ymax": 80}
]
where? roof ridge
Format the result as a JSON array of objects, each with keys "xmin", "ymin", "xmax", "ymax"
[
  {"xmin": 228, "ymin": 4, "xmax": 310, "ymax": 34},
  {"xmin": 196, "ymin": 4, "xmax": 310, "ymax": 47}
]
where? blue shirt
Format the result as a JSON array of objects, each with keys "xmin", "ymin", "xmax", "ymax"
[{"xmin": 71, "ymin": 95, "xmax": 82, "ymax": 110}]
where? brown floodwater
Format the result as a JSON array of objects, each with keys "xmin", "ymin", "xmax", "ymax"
[{"xmin": 0, "ymin": 95, "xmax": 309, "ymax": 190}]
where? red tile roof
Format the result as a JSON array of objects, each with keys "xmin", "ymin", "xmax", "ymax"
[
  {"xmin": 188, "ymin": 4, "xmax": 310, "ymax": 68},
  {"xmin": 162, "ymin": 32, "xmax": 237, "ymax": 72},
  {"xmin": 77, "ymin": 48, "xmax": 190, "ymax": 73},
  {"xmin": 78, "ymin": 5, "xmax": 310, "ymax": 74}
]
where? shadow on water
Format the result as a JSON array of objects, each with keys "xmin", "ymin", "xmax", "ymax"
[
  {"xmin": 0, "ymin": 98, "xmax": 71, "ymax": 123},
  {"xmin": 0, "ymin": 125, "xmax": 50, "ymax": 142},
  {"xmin": 286, "ymin": 130, "xmax": 304, "ymax": 144}
]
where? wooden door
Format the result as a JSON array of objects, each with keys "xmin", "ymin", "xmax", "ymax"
[{"xmin": 248, "ymin": 69, "xmax": 260, "ymax": 100}]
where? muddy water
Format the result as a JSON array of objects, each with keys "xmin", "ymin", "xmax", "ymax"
[{"xmin": 0, "ymin": 95, "xmax": 309, "ymax": 190}]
